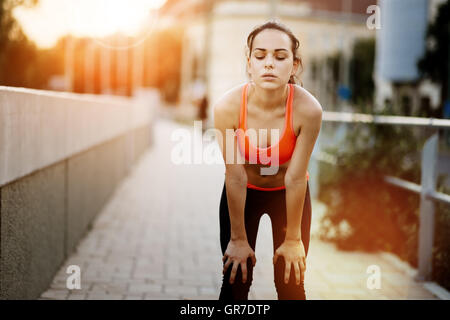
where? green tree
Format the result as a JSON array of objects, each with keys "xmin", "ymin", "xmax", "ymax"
[
  {"xmin": 0, "ymin": 0, "xmax": 39, "ymax": 87},
  {"xmin": 349, "ymin": 38, "xmax": 375, "ymax": 111},
  {"xmin": 317, "ymin": 107, "xmax": 450, "ymax": 290},
  {"xmin": 418, "ymin": 0, "xmax": 450, "ymax": 114},
  {"xmin": 322, "ymin": 38, "xmax": 375, "ymax": 113}
]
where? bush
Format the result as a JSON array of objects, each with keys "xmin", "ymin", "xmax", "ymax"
[
  {"xmin": 433, "ymin": 185, "xmax": 450, "ymax": 290},
  {"xmin": 317, "ymin": 114, "xmax": 449, "ymax": 290}
]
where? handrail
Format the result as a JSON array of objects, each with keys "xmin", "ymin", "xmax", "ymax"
[
  {"xmin": 316, "ymin": 114, "xmax": 450, "ymax": 282},
  {"xmin": 322, "ymin": 111, "xmax": 450, "ymax": 128},
  {"xmin": 384, "ymin": 175, "xmax": 450, "ymax": 205}
]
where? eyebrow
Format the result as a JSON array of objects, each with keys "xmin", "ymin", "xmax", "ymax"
[{"xmin": 253, "ymin": 48, "xmax": 289, "ymax": 52}]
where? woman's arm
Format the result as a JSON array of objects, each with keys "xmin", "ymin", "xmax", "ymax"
[
  {"xmin": 274, "ymin": 94, "xmax": 322, "ymax": 284},
  {"xmin": 284, "ymin": 96, "xmax": 322, "ymax": 240},
  {"xmin": 214, "ymin": 93, "xmax": 256, "ymax": 284},
  {"xmin": 214, "ymin": 96, "xmax": 248, "ymax": 240}
]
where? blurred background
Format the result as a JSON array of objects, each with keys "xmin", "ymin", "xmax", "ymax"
[
  {"xmin": 2, "ymin": 0, "xmax": 449, "ymax": 118},
  {"xmin": 1, "ymin": 0, "xmax": 449, "ymax": 300}
]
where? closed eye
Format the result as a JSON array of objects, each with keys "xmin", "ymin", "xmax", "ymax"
[{"xmin": 255, "ymin": 56, "xmax": 286, "ymax": 60}]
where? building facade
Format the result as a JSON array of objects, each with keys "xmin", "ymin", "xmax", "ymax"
[{"xmin": 159, "ymin": 0, "xmax": 377, "ymax": 126}]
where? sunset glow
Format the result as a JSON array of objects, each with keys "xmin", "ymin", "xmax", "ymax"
[{"xmin": 14, "ymin": 0, "xmax": 166, "ymax": 48}]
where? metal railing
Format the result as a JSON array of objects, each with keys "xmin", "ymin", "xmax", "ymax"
[{"xmin": 318, "ymin": 111, "xmax": 450, "ymax": 281}]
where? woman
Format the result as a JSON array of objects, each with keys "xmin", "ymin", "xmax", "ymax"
[{"xmin": 213, "ymin": 20, "xmax": 323, "ymax": 300}]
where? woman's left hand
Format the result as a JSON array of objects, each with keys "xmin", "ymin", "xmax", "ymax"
[{"xmin": 273, "ymin": 240, "xmax": 306, "ymax": 285}]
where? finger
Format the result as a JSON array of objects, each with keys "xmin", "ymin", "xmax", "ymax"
[
  {"xmin": 229, "ymin": 261, "xmax": 239, "ymax": 284},
  {"xmin": 300, "ymin": 258, "xmax": 306, "ymax": 272},
  {"xmin": 251, "ymin": 253, "xmax": 257, "ymax": 267},
  {"xmin": 300, "ymin": 259, "xmax": 306, "ymax": 283},
  {"xmin": 294, "ymin": 261, "xmax": 301, "ymax": 285},
  {"xmin": 222, "ymin": 254, "xmax": 228, "ymax": 263},
  {"xmin": 223, "ymin": 257, "xmax": 232, "ymax": 275},
  {"xmin": 273, "ymin": 252, "xmax": 278, "ymax": 265},
  {"xmin": 284, "ymin": 261, "xmax": 292, "ymax": 284},
  {"xmin": 241, "ymin": 262, "xmax": 248, "ymax": 284}
]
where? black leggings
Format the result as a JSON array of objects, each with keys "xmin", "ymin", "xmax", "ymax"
[{"xmin": 219, "ymin": 181, "xmax": 312, "ymax": 300}]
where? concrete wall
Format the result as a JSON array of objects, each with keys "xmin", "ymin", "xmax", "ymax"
[{"xmin": 0, "ymin": 87, "xmax": 157, "ymax": 299}]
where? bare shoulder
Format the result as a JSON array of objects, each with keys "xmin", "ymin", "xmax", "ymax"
[
  {"xmin": 292, "ymin": 84, "xmax": 323, "ymax": 121},
  {"xmin": 213, "ymin": 83, "xmax": 245, "ymax": 130}
]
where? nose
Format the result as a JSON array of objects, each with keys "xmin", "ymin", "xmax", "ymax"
[{"xmin": 265, "ymin": 54, "xmax": 274, "ymax": 69}]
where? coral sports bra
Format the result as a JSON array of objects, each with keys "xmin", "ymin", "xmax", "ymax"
[{"xmin": 236, "ymin": 82, "xmax": 309, "ymax": 191}]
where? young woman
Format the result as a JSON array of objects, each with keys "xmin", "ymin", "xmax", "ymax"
[{"xmin": 213, "ymin": 20, "xmax": 323, "ymax": 300}]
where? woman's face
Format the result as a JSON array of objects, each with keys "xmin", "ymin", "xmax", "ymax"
[{"xmin": 247, "ymin": 28, "xmax": 299, "ymax": 89}]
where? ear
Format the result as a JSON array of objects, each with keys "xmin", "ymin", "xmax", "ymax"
[{"xmin": 291, "ymin": 58, "xmax": 300, "ymax": 77}]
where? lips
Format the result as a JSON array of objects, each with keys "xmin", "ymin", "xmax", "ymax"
[{"xmin": 262, "ymin": 73, "xmax": 277, "ymax": 78}]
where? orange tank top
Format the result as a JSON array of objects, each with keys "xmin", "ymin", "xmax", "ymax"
[
  {"xmin": 235, "ymin": 82, "xmax": 309, "ymax": 190},
  {"xmin": 236, "ymin": 82, "xmax": 297, "ymax": 166}
]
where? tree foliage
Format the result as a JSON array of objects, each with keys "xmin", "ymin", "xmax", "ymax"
[
  {"xmin": 349, "ymin": 38, "xmax": 375, "ymax": 111},
  {"xmin": 318, "ymin": 122, "xmax": 422, "ymax": 256},
  {"xmin": 418, "ymin": 0, "xmax": 450, "ymax": 109},
  {"xmin": 322, "ymin": 37, "xmax": 376, "ymax": 113},
  {"xmin": 317, "ymin": 105, "xmax": 450, "ymax": 289},
  {"xmin": 0, "ymin": 0, "xmax": 40, "ymax": 87}
]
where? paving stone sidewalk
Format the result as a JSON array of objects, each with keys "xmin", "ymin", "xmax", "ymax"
[{"xmin": 40, "ymin": 119, "xmax": 444, "ymax": 300}]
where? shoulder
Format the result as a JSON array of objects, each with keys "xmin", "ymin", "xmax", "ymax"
[
  {"xmin": 292, "ymin": 84, "xmax": 323, "ymax": 122},
  {"xmin": 213, "ymin": 83, "xmax": 246, "ymax": 129}
]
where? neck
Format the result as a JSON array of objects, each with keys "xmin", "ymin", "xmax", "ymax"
[{"xmin": 250, "ymin": 82, "xmax": 289, "ymax": 111}]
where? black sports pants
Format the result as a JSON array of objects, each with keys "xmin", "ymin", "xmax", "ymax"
[{"xmin": 219, "ymin": 181, "xmax": 312, "ymax": 300}]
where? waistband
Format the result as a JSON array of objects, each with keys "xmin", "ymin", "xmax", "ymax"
[
  {"xmin": 246, "ymin": 171, "xmax": 309, "ymax": 191},
  {"xmin": 247, "ymin": 183, "xmax": 286, "ymax": 191}
]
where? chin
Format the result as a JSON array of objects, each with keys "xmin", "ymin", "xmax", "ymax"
[{"xmin": 258, "ymin": 80, "xmax": 281, "ymax": 89}]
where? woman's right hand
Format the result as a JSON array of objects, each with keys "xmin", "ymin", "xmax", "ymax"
[{"xmin": 222, "ymin": 239, "xmax": 257, "ymax": 284}]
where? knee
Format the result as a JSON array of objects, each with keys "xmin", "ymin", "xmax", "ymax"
[
  {"xmin": 221, "ymin": 273, "xmax": 253, "ymax": 292},
  {"xmin": 220, "ymin": 258, "xmax": 254, "ymax": 300},
  {"xmin": 273, "ymin": 258, "xmax": 306, "ymax": 300},
  {"xmin": 222, "ymin": 261, "xmax": 254, "ymax": 288},
  {"xmin": 274, "ymin": 271, "xmax": 306, "ymax": 300},
  {"xmin": 275, "ymin": 280, "xmax": 306, "ymax": 300},
  {"xmin": 220, "ymin": 271, "xmax": 253, "ymax": 301}
]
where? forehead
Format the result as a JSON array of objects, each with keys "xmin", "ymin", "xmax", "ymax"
[{"xmin": 252, "ymin": 29, "xmax": 291, "ymax": 51}]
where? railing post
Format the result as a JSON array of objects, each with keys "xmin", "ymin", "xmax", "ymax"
[{"xmin": 416, "ymin": 132, "xmax": 438, "ymax": 281}]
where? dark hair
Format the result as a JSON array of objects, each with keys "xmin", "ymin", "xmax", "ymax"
[{"xmin": 246, "ymin": 19, "xmax": 303, "ymax": 86}]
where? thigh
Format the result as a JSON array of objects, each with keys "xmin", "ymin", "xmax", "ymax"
[
  {"xmin": 269, "ymin": 182, "xmax": 312, "ymax": 256},
  {"xmin": 219, "ymin": 184, "xmax": 264, "ymax": 254}
]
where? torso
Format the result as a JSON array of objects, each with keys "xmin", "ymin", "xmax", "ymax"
[{"xmin": 228, "ymin": 82, "xmax": 309, "ymax": 188}]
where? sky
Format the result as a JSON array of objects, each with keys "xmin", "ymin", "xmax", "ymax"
[{"xmin": 13, "ymin": 0, "xmax": 166, "ymax": 48}]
